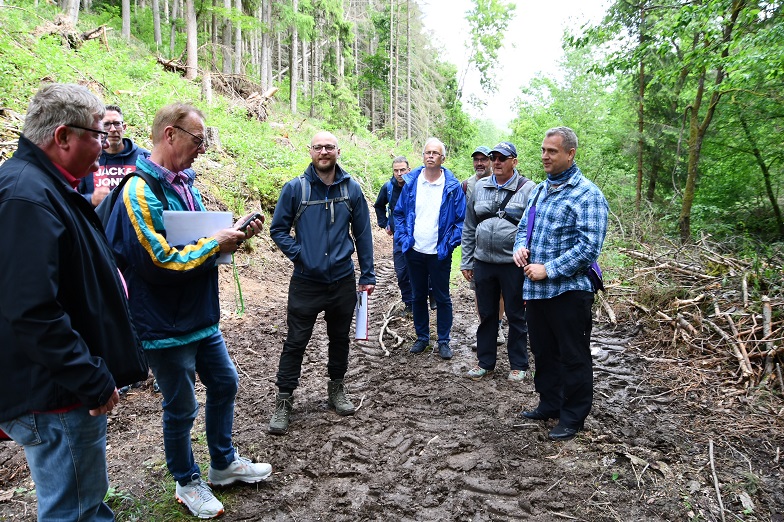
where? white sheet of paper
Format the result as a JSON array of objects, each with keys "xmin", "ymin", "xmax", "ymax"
[
  {"xmin": 163, "ymin": 211, "xmax": 233, "ymax": 264},
  {"xmin": 354, "ymin": 290, "xmax": 369, "ymax": 340}
]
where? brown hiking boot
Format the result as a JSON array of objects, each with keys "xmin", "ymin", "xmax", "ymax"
[
  {"xmin": 327, "ymin": 379, "xmax": 356, "ymax": 416},
  {"xmin": 268, "ymin": 392, "xmax": 293, "ymax": 435}
]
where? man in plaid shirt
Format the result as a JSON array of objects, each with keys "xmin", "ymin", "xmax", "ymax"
[{"xmin": 513, "ymin": 126, "xmax": 608, "ymax": 442}]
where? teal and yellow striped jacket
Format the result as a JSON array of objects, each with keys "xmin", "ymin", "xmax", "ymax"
[{"xmin": 105, "ymin": 159, "xmax": 221, "ymax": 350}]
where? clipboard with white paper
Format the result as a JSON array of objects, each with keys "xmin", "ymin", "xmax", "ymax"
[
  {"xmin": 162, "ymin": 210, "xmax": 233, "ymax": 264},
  {"xmin": 354, "ymin": 290, "xmax": 369, "ymax": 340}
]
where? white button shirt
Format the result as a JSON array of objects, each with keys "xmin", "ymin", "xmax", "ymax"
[{"xmin": 412, "ymin": 170, "xmax": 445, "ymax": 254}]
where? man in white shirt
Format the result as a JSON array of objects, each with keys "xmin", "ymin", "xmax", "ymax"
[{"xmin": 393, "ymin": 138, "xmax": 466, "ymax": 359}]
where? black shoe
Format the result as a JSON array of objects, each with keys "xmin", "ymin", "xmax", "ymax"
[
  {"xmin": 409, "ymin": 340, "xmax": 429, "ymax": 354},
  {"xmin": 429, "ymin": 299, "xmax": 437, "ymax": 311},
  {"xmin": 437, "ymin": 341, "xmax": 452, "ymax": 359},
  {"xmin": 521, "ymin": 409, "xmax": 558, "ymax": 421},
  {"xmin": 548, "ymin": 424, "xmax": 579, "ymax": 441}
]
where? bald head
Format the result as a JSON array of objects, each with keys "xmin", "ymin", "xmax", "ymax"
[{"xmin": 309, "ymin": 131, "xmax": 341, "ymax": 178}]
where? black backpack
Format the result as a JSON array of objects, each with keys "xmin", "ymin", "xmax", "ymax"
[{"xmin": 95, "ymin": 171, "xmax": 169, "ymax": 228}]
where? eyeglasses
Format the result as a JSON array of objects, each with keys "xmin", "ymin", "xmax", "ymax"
[
  {"xmin": 173, "ymin": 125, "xmax": 206, "ymax": 150},
  {"xmin": 423, "ymin": 151, "xmax": 442, "ymax": 157},
  {"xmin": 489, "ymin": 154, "xmax": 511, "ymax": 162},
  {"xmin": 66, "ymin": 124, "xmax": 108, "ymax": 144},
  {"xmin": 311, "ymin": 144, "xmax": 337, "ymax": 152},
  {"xmin": 104, "ymin": 121, "xmax": 125, "ymax": 130}
]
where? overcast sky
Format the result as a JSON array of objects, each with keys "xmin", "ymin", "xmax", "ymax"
[{"xmin": 419, "ymin": 0, "xmax": 611, "ymax": 129}]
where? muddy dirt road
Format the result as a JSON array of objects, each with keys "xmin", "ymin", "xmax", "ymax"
[{"xmin": 1, "ymin": 228, "xmax": 782, "ymax": 521}]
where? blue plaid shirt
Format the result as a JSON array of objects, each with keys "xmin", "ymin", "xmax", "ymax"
[{"xmin": 513, "ymin": 164, "xmax": 608, "ymax": 300}]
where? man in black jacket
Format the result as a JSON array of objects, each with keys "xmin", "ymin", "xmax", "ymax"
[
  {"xmin": 373, "ymin": 155, "xmax": 412, "ymax": 315},
  {"xmin": 78, "ymin": 104, "xmax": 150, "ymax": 207},
  {"xmin": 268, "ymin": 130, "xmax": 376, "ymax": 435},
  {"xmin": 0, "ymin": 83, "xmax": 146, "ymax": 521}
]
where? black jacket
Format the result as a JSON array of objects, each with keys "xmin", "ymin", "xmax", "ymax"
[
  {"xmin": 0, "ymin": 136, "xmax": 146, "ymax": 422},
  {"xmin": 373, "ymin": 176, "xmax": 403, "ymax": 232}
]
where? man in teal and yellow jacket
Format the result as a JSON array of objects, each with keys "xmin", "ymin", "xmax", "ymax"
[{"xmin": 105, "ymin": 102, "xmax": 271, "ymax": 520}]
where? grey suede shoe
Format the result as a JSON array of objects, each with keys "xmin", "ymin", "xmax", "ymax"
[
  {"xmin": 269, "ymin": 392, "xmax": 293, "ymax": 435},
  {"xmin": 327, "ymin": 379, "xmax": 356, "ymax": 416}
]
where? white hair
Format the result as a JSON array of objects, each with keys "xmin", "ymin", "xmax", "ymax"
[{"xmin": 422, "ymin": 137, "xmax": 446, "ymax": 157}]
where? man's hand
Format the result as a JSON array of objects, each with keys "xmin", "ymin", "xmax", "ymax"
[
  {"xmin": 215, "ymin": 228, "xmax": 246, "ymax": 254},
  {"xmin": 358, "ymin": 284, "xmax": 375, "ymax": 296},
  {"xmin": 461, "ymin": 269, "xmax": 473, "ymax": 282},
  {"xmin": 235, "ymin": 212, "xmax": 264, "ymax": 235},
  {"xmin": 523, "ymin": 263, "xmax": 548, "ymax": 282},
  {"xmin": 512, "ymin": 247, "xmax": 530, "ymax": 267},
  {"xmin": 89, "ymin": 388, "xmax": 120, "ymax": 416},
  {"xmin": 91, "ymin": 186, "xmax": 110, "ymax": 207},
  {"xmin": 385, "ymin": 226, "xmax": 393, "ymax": 237}
]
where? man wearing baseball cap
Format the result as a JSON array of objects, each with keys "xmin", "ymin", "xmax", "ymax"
[
  {"xmin": 462, "ymin": 145, "xmax": 506, "ymax": 347},
  {"xmin": 461, "ymin": 141, "xmax": 535, "ymax": 383},
  {"xmin": 462, "ymin": 146, "xmax": 492, "ymax": 203}
]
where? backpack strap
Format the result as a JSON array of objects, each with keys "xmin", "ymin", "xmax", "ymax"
[
  {"xmin": 292, "ymin": 175, "xmax": 353, "ymax": 227},
  {"xmin": 476, "ymin": 176, "xmax": 529, "ymax": 227}
]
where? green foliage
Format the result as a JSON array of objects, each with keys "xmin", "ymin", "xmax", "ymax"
[
  {"xmin": 308, "ymin": 81, "xmax": 368, "ymax": 133},
  {"xmin": 465, "ymin": 0, "xmax": 515, "ymax": 94},
  {"xmin": 432, "ymin": 62, "xmax": 478, "ymax": 159}
]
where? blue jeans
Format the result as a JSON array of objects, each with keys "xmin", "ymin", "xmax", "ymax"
[
  {"xmin": 145, "ymin": 331, "xmax": 239, "ymax": 485},
  {"xmin": 405, "ymin": 249, "xmax": 453, "ymax": 343},
  {"xmin": 0, "ymin": 407, "xmax": 114, "ymax": 521},
  {"xmin": 392, "ymin": 241, "xmax": 413, "ymax": 305}
]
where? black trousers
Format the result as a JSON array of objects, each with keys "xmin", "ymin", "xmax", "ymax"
[
  {"xmin": 473, "ymin": 260, "xmax": 529, "ymax": 371},
  {"xmin": 275, "ymin": 276, "xmax": 357, "ymax": 392},
  {"xmin": 526, "ymin": 291, "xmax": 594, "ymax": 428}
]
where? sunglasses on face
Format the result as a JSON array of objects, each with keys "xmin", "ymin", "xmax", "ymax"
[{"xmin": 489, "ymin": 154, "xmax": 510, "ymax": 162}]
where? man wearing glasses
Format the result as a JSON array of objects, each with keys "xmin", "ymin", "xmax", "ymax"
[
  {"xmin": 78, "ymin": 104, "xmax": 150, "ymax": 207},
  {"xmin": 394, "ymin": 138, "xmax": 465, "ymax": 359},
  {"xmin": 0, "ymin": 83, "xmax": 146, "ymax": 521},
  {"xmin": 268, "ymin": 131, "xmax": 375, "ymax": 435},
  {"xmin": 461, "ymin": 141, "xmax": 535, "ymax": 383},
  {"xmin": 373, "ymin": 155, "xmax": 413, "ymax": 317},
  {"xmin": 104, "ymin": 103, "xmax": 271, "ymax": 518}
]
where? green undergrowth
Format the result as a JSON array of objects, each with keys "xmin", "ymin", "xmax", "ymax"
[{"xmin": 0, "ymin": 1, "xmax": 420, "ymax": 218}]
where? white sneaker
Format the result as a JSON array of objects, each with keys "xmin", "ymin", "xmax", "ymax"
[
  {"xmin": 507, "ymin": 370, "xmax": 529, "ymax": 382},
  {"xmin": 175, "ymin": 476, "xmax": 224, "ymax": 519},
  {"xmin": 208, "ymin": 454, "xmax": 272, "ymax": 486},
  {"xmin": 496, "ymin": 329, "xmax": 506, "ymax": 345}
]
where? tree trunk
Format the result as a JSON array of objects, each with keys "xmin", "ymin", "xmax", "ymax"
[
  {"xmin": 302, "ymin": 38, "xmax": 309, "ymax": 104},
  {"xmin": 388, "ymin": 0, "xmax": 394, "ymax": 131},
  {"xmin": 233, "ymin": 0, "xmax": 242, "ymax": 75},
  {"xmin": 169, "ymin": 0, "xmax": 179, "ymax": 58},
  {"xmin": 290, "ymin": 0, "xmax": 298, "ymax": 113},
  {"xmin": 678, "ymin": 1, "xmax": 743, "ymax": 242},
  {"xmin": 185, "ymin": 0, "xmax": 198, "ymax": 79},
  {"xmin": 222, "ymin": 0, "xmax": 232, "ymax": 74},
  {"xmin": 635, "ymin": 7, "xmax": 645, "ymax": 211},
  {"xmin": 740, "ymin": 115, "xmax": 784, "ymax": 239},
  {"xmin": 152, "ymin": 0, "xmax": 162, "ymax": 47},
  {"xmin": 65, "ymin": 0, "xmax": 79, "ymax": 24},
  {"xmin": 121, "ymin": 0, "xmax": 130, "ymax": 39},
  {"xmin": 309, "ymin": 39, "xmax": 316, "ymax": 117},
  {"xmin": 260, "ymin": 0, "xmax": 271, "ymax": 89},
  {"xmin": 406, "ymin": 0, "xmax": 411, "ymax": 140}
]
